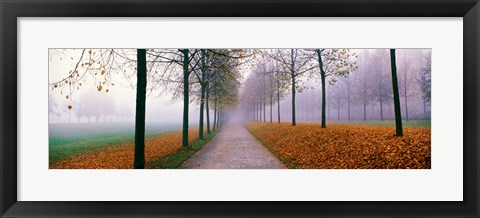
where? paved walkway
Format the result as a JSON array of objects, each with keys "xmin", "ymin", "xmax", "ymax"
[{"xmin": 179, "ymin": 123, "xmax": 285, "ymax": 169}]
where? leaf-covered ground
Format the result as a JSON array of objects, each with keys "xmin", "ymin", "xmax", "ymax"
[
  {"xmin": 246, "ymin": 122, "xmax": 431, "ymax": 169},
  {"xmin": 50, "ymin": 129, "xmax": 199, "ymax": 169}
]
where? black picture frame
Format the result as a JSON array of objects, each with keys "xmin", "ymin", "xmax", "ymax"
[{"xmin": 1, "ymin": 0, "xmax": 478, "ymax": 217}]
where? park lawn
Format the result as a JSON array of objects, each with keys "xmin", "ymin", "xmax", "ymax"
[
  {"xmin": 49, "ymin": 123, "xmax": 180, "ymax": 162},
  {"xmin": 246, "ymin": 122, "xmax": 431, "ymax": 169},
  {"xmin": 49, "ymin": 128, "xmax": 220, "ymax": 169}
]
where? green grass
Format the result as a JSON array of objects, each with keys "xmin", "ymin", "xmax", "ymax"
[
  {"xmin": 49, "ymin": 122, "xmax": 180, "ymax": 163},
  {"xmin": 147, "ymin": 129, "xmax": 221, "ymax": 169},
  {"xmin": 328, "ymin": 120, "xmax": 431, "ymax": 127}
]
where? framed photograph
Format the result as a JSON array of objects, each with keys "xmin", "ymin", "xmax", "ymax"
[{"xmin": 1, "ymin": 0, "xmax": 478, "ymax": 217}]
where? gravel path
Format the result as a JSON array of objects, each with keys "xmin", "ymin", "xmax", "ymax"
[{"xmin": 179, "ymin": 123, "xmax": 285, "ymax": 169}]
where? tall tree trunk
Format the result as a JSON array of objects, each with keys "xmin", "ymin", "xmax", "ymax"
[
  {"xmin": 363, "ymin": 74, "xmax": 367, "ymax": 121},
  {"xmin": 317, "ymin": 49, "xmax": 327, "ymax": 128},
  {"xmin": 270, "ymin": 95, "xmax": 273, "ymax": 123},
  {"xmin": 134, "ymin": 49, "xmax": 147, "ymax": 169},
  {"xmin": 277, "ymin": 86, "xmax": 281, "ymax": 123},
  {"xmin": 404, "ymin": 94, "xmax": 409, "ymax": 121},
  {"xmin": 347, "ymin": 76, "xmax": 351, "ymax": 121},
  {"xmin": 258, "ymin": 100, "xmax": 261, "ymax": 122},
  {"xmin": 263, "ymin": 97, "xmax": 266, "ymax": 122},
  {"xmin": 363, "ymin": 103, "xmax": 367, "ymax": 121},
  {"xmin": 198, "ymin": 50, "xmax": 206, "ymax": 139},
  {"xmin": 390, "ymin": 49, "xmax": 403, "ymax": 136},
  {"xmin": 199, "ymin": 83, "xmax": 205, "ymax": 140},
  {"xmin": 213, "ymin": 98, "xmax": 217, "ymax": 131},
  {"xmin": 217, "ymin": 108, "xmax": 221, "ymax": 127},
  {"xmin": 253, "ymin": 104, "xmax": 255, "ymax": 121},
  {"xmin": 403, "ymin": 72, "xmax": 409, "ymax": 121},
  {"xmin": 423, "ymin": 100, "xmax": 427, "ymax": 119},
  {"xmin": 337, "ymin": 98, "xmax": 340, "ymax": 121},
  {"xmin": 291, "ymin": 75, "xmax": 296, "ymax": 126},
  {"xmin": 206, "ymin": 83, "xmax": 211, "ymax": 134},
  {"xmin": 216, "ymin": 108, "xmax": 220, "ymax": 128},
  {"xmin": 380, "ymin": 100, "xmax": 384, "ymax": 121},
  {"xmin": 182, "ymin": 49, "xmax": 189, "ymax": 147}
]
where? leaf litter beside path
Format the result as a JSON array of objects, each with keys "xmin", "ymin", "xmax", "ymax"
[
  {"xmin": 50, "ymin": 129, "xmax": 200, "ymax": 169},
  {"xmin": 246, "ymin": 122, "xmax": 431, "ymax": 169}
]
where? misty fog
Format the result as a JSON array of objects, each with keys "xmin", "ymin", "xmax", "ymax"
[{"xmin": 49, "ymin": 49, "xmax": 431, "ymax": 131}]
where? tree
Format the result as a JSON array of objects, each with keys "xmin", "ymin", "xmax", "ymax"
[
  {"xmin": 390, "ymin": 49, "xmax": 403, "ymax": 136},
  {"xmin": 314, "ymin": 49, "xmax": 357, "ymax": 128},
  {"xmin": 271, "ymin": 49, "xmax": 314, "ymax": 126},
  {"xmin": 147, "ymin": 49, "xmax": 200, "ymax": 147},
  {"xmin": 328, "ymin": 80, "xmax": 345, "ymax": 120},
  {"xmin": 134, "ymin": 49, "xmax": 147, "ymax": 169},
  {"xmin": 371, "ymin": 49, "xmax": 392, "ymax": 121},
  {"xmin": 48, "ymin": 94, "xmax": 62, "ymax": 123},
  {"xmin": 397, "ymin": 49, "xmax": 423, "ymax": 121},
  {"xmin": 419, "ymin": 50, "xmax": 432, "ymax": 118},
  {"xmin": 352, "ymin": 50, "xmax": 373, "ymax": 121},
  {"xmin": 116, "ymin": 104, "xmax": 133, "ymax": 122}
]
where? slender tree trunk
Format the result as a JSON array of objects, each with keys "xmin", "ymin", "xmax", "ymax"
[
  {"xmin": 253, "ymin": 104, "xmax": 255, "ymax": 121},
  {"xmin": 182, "ymin": 49, "xmax": 189, "ymax": 147},
  {"xmin": 291, "ymin": 74, "xmax": 296, "ymax": 126},
  {"xmin": 380, "ymin": 100, "xmax": 384, "ymax": 121},
  {"xmin": 423, "ymin": 100, "xmax": 427, "ymax": 118},
  {"xmin": 317, "ymin": 49, "xmax": 327, "ymax": 128},
  {"xmin": 390, "ymin": 49, "xmax": 403, "ymax": 136},
  {"xmin": 404, "ymin": 94, "xmax": 409, "ymax": 121},
  {"xmin": 199, "ymin": 84, "xmax": 205, "ymax": 140},
  {"xmin": 277, "ymin": 88, "xmax": 281, "ymax": 123},
  {"xmin": 134, "ymin": 49, "xmax": 147, "ymax": 169},
  {"xmin": 347, "ymin": 76, "xmax": 351, "ymax": 121},
  {"xmin": 363, "ymin": 103, "xmax": 367, "ymax": 121},
  {"xmin": 217, "ymin": 108, "xmax": 221, "ymax": 127},
  {"xmin": 216, "ymin": 108, "xmax": 219, "ymax": 128},
  {"xmin": 379, "ymin": 79, "xmax": 384, "ymax": 121},
  {"xmin": 403, "ymin": 73, "xmax": 409, "ymax": 121},
  {"xmin": 258, "ymin": 100, "xmax": 261, "ymax": 122},
  {"xmin": 206, "ymin": 83, "xmax": 211, "ymax": 134},
  {"xmin": 213, "ymin": 98, "xmax": 217, "ymax": 131},
  {"xmin": 270, "ymin": 95, "xmax": 273, "ymax": 123},
  {"xmin": 337, "ymin": 98, "xmax": 340, "ymax": 121},
  {"xmin": 263, "ymin": 97, "xmax": 266, "ymax": 122},
  {"xmin": 363, "ymin": 74, "xmax": 367, "ymax": 121}
]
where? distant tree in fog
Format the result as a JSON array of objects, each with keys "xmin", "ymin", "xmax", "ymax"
[
  {"xmin": 419, "ymin": 50, "xmax": 432, "ymax": 118},
  {"xmin": 397, "ymin": 49, "xmax": 423, "ymax": 121},
  {"xmin": 48, "ymin": 94, "xmax": 62, "ymax": 123},
  {"xmin": 371, "ymin": 49, "xmax": 393, "ymax": 121},
  {"xmin": 73, "ymin": 89, "xmax": 117, "ymax": 123},
  {"xmin": 352, "ymin": 50, "xmax": 374, "ymax": 121},
  {"xmin": 116, "ymin": 104, "xmax": 133, "ymax": 122}
]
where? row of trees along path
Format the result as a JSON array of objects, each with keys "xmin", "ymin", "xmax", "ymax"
[
  {"xmin": 242, "ymin": 49, "xmax": 430, "ymax": 136},
  {"xmin": 50, "ymin": 49, "xmax": 416, "ymax": 168},
  {"xmin": 50, "ymin": 49, "xmax": 254, "ymax": 168}
]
